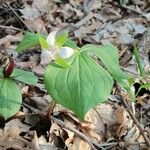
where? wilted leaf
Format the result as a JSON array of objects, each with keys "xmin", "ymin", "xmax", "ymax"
[
  {"xmin": 0, "ymin": 78, "xmax": 22, "ymax": 119},
  {"xmin": 44, "ymin": 52, "xmax": 113, "ymax": 120}
]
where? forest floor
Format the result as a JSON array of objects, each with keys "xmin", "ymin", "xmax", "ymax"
[{"xmin": 0, "ymin": 0, "xmax": 150, "ymax": 150}]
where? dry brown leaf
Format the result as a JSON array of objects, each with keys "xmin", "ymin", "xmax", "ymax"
[
  {"xmin": 32, "ymin": 0, "xmax": 49, "ymax": 14},
  {"xmin": 20, "ymin": 0, "xmax": 49, "ymax": 19},
  {"xmin": 32, "ymin": 65, "xmax": 45, "ymax": 76},
  {"xmin": 109, "ymin": 107, "xmax": 128, "ymax": 139},
  {"xmin": 20, "ymin": 6, "xmax": 40, "ymax": 19},
  {"xmin": 85, "ymin": 104, "xmax": 115, "ymax": 134},
  {"xmin": 24, "ymin": 18, "xmax": 47, "ymax": 34},
  {"xmin": 101, "ymin": 7, "xmax": 122, "ymax": 21},
  {"xmin": 0, "ymin": 119, "xmax": 31, "ymax": 149},
  {"xmin": 83, "ymin": 0, "xmax": 101, "ymax": 12},
  {"xmin": 124, "ymin": 126, "xmax": 140, "ymax": 143},
  {"xmin": 68, "ymin": 136, "xmax": 90, "ymax": 150}
]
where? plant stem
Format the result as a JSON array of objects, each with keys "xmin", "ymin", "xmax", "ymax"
[{"xmin": 47, "ymin": 100, "xmax": 56, "ymax": 119}]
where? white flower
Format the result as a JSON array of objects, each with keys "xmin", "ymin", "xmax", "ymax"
[
  {"xmin": 58, "ymin": 47, "xmax": 74, "ymax": 59},
  {"xmin": 40, "ymin": 30, "xmax": 74, "ymax": 65}
]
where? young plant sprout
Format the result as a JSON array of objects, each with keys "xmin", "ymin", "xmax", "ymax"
[{"xmin": 0, "ymin": 57, "xmax": 38, "ymax": 119}]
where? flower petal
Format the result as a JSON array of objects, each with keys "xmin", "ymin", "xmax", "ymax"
[
  {"xmin": 40, "ymin": 49, "xmax": 56, "ymax": 65},
  {"xmin": 46, "ymin": 30, "xmax": 57, "ymax": 46},
  {"xmin": 58, "ymin": 47, "xmax": 74, "ymax": 59}
]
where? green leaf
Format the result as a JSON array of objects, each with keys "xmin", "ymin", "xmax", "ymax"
[
  {"xmin": 39, "ymin": 35, "xmax": 49, "ymax": 49},
  {"xmin": 0, "ymin": 78, "xmax": 22, "ymax": 119},
  {"xmin": 44, "ymin": 52, "xmax": 113, "ymax": 120},
  {"xmin": 81, "ymin": 44, "xmax": 130, "ymax": 81},
  {"xmin": 55, "ymin": 31, "xmax": 68, "ymax": 47},
  {"xmin": 55, "ymin": 57, "xmax": 70, "ymax": 68},
  {"xmin": 64, "ymin": 39, "xmax": 79, "ymax": 49},
  {"xmin": 10, "ymin": 69, "xmax": 38, "ymax": 85},
  {"xmin": 0, "ymin": 68, "xmax": 3, "ymax": 77},
  {"xmin": 140, "ymin": 83, "xmax": 150, "ymax": 89},
  {"xmin": 16, "ymin": 32, "xmax": 41, "ymax": 52},
  {"xmin": 118, "ymin": 79, "xmax": 135, "ymax": 101},
  {"xmin": 135, "ymin": 83, "xmax": 150, "ymax": 97},
  {"xmin": 133, "ymin": 45, "xmax": 145, "ymax": 78}
]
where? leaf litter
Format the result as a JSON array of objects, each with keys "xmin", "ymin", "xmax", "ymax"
[{"xmin": 0, "ymin": 0, "xmax": 150, "ymax": 149}]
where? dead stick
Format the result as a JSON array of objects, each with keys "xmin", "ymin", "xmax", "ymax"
[
  {"xmin": 121, "ymin": 5, "xmax": 144, "ymax": 16},
  {"xmin": 51, "ymin": 116, "xmax": 101, "ymax": 150},
  {"xmin": 116, "ymin": 83, "xmax": 150, "ymax": 147},
  {"xmin": 6, "ymin": 3, "xmax": 33, "ymax": 32},
  {"xmin": 22, "ymin": 102, "xmax": 147, "ymax": 148},
  {"xmin": 0, "ymin": 25, "xmax": 25, "ymax": 32}
]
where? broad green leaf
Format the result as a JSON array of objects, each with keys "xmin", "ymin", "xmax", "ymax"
[
  {"xmin": 55, "ymin": 57, "xmax": 70, "ymax": 68},
  {"xmin": 16, "ymin": 32, "xmax": 41, "ymax": 52},
  {"xmin": 64, "ymin": 39, "xmax": 79, "ymax": 49},
  {"xmin": 10, "ymin": 69, "xmax": 38, "ymax": 85},
  {"xmin": 133, "ymin": 45, "xmax": 145, "ymax": 78},
  {"xmin": 55, "ymin": 31, "xmax": 68, "ymax": 47},
  {"xmin": 81, "ymin": 44, "xmax": 130, "ymax": 81},
  {"xmin": 0, "ymin": 78, "xmax": 22, "ymax": 119},
  {"xmin": 39, "ymin": 35, "xmax": 49, "ymax": 49},
  {"xmin": 44, "ymin": 52, "xmax": 113, "ymax": 120}
]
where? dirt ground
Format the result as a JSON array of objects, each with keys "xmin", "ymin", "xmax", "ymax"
[{"xmin": 0, "ymin": 0, "xmax": 150, "ymax": 150}]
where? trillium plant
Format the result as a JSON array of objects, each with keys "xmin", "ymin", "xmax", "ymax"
[
  {"xmin": 16, "ymin": 30, "xmax": 131, "ymax": 120},
  {"xmin": 40, "ymin": 30, "xmax": 74, "ymax": 65},
  {"xmin": 0, "ymin": 57, "xmax": 38, "ymax": 119}
]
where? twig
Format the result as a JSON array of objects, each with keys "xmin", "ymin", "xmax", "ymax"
[
  {"xmin": 22, "ymin": 102, "xmax": 147, "ymax": 149},
  {"xmin": 47, "ymin": 101, "xmax": 56, "ymax": 119},
  {"xmin": 51, "ymin": 116, "xmax": 100, "ymax": 150},
  {"xmin": 5, "ymin": 3, "xmax": 33, "ymax": 32},
  {"xmin": 116, "ymin": 83, "xmax": 150, "ymax": 147},
  {"xmin": 121, "ymin": 5, "xmax": 144, "ymax": 16},
  {"xmin": 0, "ymin": 25, "xmax": 26, "ymax": 32},
  {"xmin": 94, "ymin": 108, "xmax": 105, "ymax": 129},
  {"xmin": 121, "ymin": 67, "xmax": 150, "ymax": 80},
  {"xmin": 121, "ymin": 67, "xmax": 140, "ymax": 76}
]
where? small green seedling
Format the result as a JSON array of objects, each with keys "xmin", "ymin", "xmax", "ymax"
[
  {"xmin": 16, "ymin": 31, "xmax": 130, "ymax": 120},
  {"xmin": 133, "ymin": 45, "xmax": 145, "ymax": 78},
  {"xmin": 0, "ymin": 57, "xmax": 38, "ymax": 119}
]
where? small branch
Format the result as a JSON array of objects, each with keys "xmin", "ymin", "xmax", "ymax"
[
  {"xmin": 51, "ymin": 116, "xmax": 100, "ymax": 150},
  {"xmin": 0, "ymin": 25, "xmax": 25, "ymax": 32},
  {"xmin": 5, "ymin": 3, "xmax": 33, "ymax": 32},
  {"xmin": 121, "ymin": 5, "xmax": 144, "ymax": 16},
  {"xmin": 47, "ymin": 101, "xmax": 56, "ymax": 119},
  {"xmin": 121, "ymin": 67, "xmax": 150, "ymax": 80},
  {"xmin": 116, "ymin": 84, "xmax": 150, "ymax": 147}
]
